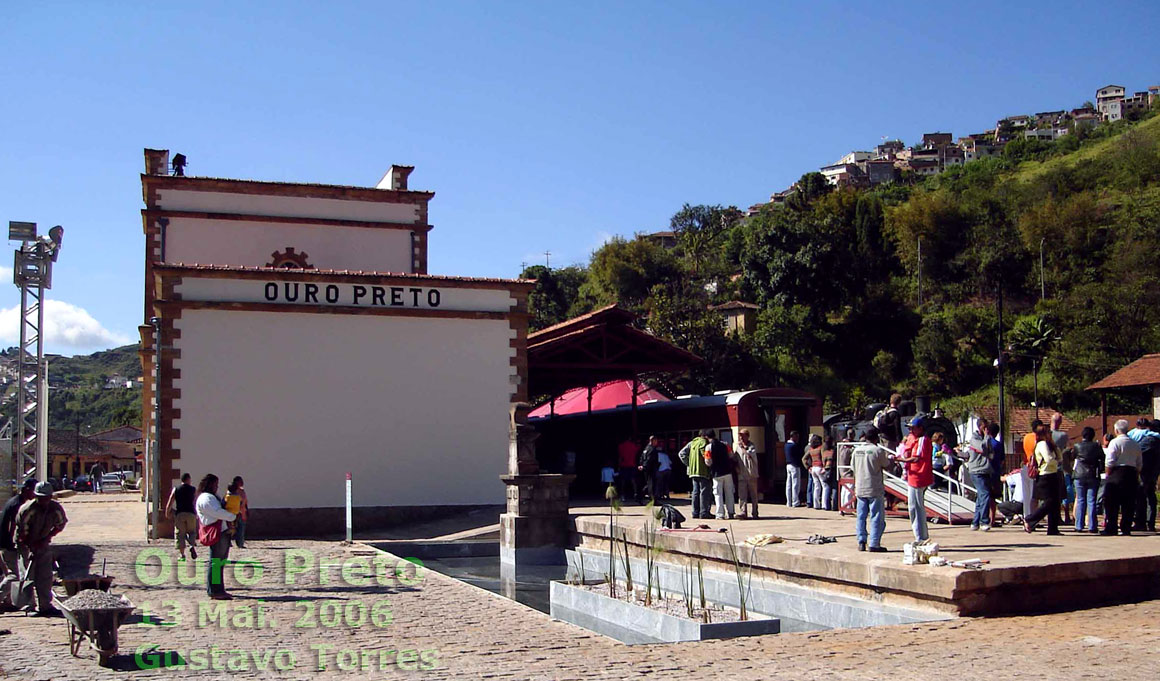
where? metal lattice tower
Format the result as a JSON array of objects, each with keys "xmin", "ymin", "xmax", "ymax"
[{"xmin": 9, "ymin": 221, "xmax": 62, "ymax": 482}]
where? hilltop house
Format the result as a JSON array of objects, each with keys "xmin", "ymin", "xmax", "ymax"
[{"xmin": 1096, "ymin": 84, "xmax": 1126, "ymax": 121}]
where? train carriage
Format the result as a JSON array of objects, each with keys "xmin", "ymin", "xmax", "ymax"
[{"xmin": 531, "ymin": 387, "xmax": 823, "ymax": 501}]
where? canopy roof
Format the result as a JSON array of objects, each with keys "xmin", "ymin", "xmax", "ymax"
[
  {"xmin": 1086, "ymin": 353, "xmax": 1160, "ymax": 390},
  {"xmin": 528, "ymin": 380, "xmax": 670, "ymax": 418},
  {"xmin": 527, "ymin": 305, "xmax": 701, "ymax": 398}
]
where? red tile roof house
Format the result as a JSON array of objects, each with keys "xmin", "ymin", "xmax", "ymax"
[{"xmin": 1086, "ymin": 353, "xmax": 1160, "ymax": 428}]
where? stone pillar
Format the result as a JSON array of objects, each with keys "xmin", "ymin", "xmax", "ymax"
[
  {"xmin": 500, "ymin": 403, "xmax": 574, "ymax": 566},
  {"xmin": 1152, "ymin": 385, "xmax": 1159, "ymax": 420}
]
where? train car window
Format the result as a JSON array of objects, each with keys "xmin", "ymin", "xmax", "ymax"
[{"xmin": 718, "ymin": 429, "xmax": 733, "ymax": 445}]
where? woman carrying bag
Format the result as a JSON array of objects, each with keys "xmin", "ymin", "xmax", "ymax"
[
  {"xmin": 1024, "ymin": 425, "xmax": 1063, "ymax": 535},
  {"xmin": 195, "ymin": 474, "xmax": 237, "ymax": 600}
]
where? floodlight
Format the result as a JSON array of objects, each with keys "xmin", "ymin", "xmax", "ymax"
[
  {"xmin": 47, "ymin": 225, "xmax": 63, "ymax": 261},
  {"xmin": 8, "ymin": 221, "xmax": 36, "ymax": 241}
]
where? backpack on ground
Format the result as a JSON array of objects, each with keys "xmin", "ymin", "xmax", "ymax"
[{"xmin": 659, "ymin": 504, "xmax": 685, "ymax": 530}]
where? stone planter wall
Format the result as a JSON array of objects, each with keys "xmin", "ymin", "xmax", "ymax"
[{"xmin": 549, "ymin": 581, "xmax": 780, "ymax": 645}]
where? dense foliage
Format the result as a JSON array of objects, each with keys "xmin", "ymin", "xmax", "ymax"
[{"xmin": 521, "ymin": 110, "xmax": 1160, "ymax": 421}]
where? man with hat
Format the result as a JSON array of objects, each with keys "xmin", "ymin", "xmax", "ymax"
[
  {"xmin": 896, "ymin": 415, "xmax": 933, "ymax": 542},
  {"xmin": 1, "ymin": 479, "xmax": 37, "ymax": 577},
  {"xmin": 14, "ymin": 481, "xmax": 69, "ymax": 616}
]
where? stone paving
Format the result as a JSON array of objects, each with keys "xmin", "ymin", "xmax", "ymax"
[{"xmin": 1, "ymin": 498, "xmax": 1159, "ymax": 680}]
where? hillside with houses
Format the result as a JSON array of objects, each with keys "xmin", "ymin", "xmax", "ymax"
[
  {"xmin": 521, "ymin": 80, "xmax": 1160, "ymax": 424},
  {"xmin": 751, "ymin": 83, "xmax": 1160, "ymax": 209}
]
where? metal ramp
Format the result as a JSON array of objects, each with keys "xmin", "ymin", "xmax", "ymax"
[
  {"xmin": 882, "ymin": 473, "xmax": 976, "ymax": 524},
  {"xmin": 837, "ymin": 441, "xmax": 978, "ymax": 525}
]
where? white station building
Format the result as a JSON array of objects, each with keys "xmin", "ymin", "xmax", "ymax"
[{"xmin": 138, "ymin": 149, "xmax": 532, "ymax": 536}]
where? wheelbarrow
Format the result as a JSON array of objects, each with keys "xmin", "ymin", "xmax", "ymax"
[
  {"xmin": 56, "ymin": 595, "xmax": 136, "ymax": 666},
  {"xmin": 62, "ymin": 575, "xmax": 115, "ymax": 597}
]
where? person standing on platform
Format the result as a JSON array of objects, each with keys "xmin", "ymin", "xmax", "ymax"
[
  {"xmin": 1024, "ymin": 424, "xmax": 1063, "ymax": 535},
  {"xmin": 14, "ymin": 481, "xmax": 68, "ymax": 616},
  {"xmin": 616, "ymin": 437, "xmax": 639, "ymax": 504},
  {"xmin": 1050, "ymin": 413, "xmax": 1073, "ymax": 525},
  {"xmin": 804, "ymin": 435, "xmax": 825, "ymax": 510},
  {"xmin": 853, "ymin": 428, "xmax": 890, "ymax": 552},
  {"xmin": 706, "ymin": 431, "xmax": 735, "ymax": 519},
  {"xmin": 734, "ymin": 429, "xmax": 760, "ymax": 519},
  {"xmin": 679, "ymin": 432, "xmax": 712, "ymax": 519},
  {"xmin": 655, "ymin": 443, "xmax": 673, "ymax": 501},
  {"xmin": 896, "ymin": 416, "xmax": 933, "ymax": 542},
  {"xmin": 1131, "ymin": 420, "xmax": 1159, "ymax": 533},
  {"xmin": 1072, "ymin": 427, "xmax": 1104, "ymax": 533},
  {"xmin": 1103, "ymin": 420, "xmax": 1142, "ymax": 535},
  {"xmin": 166, "ymin": 473, "xmax": 199, "ymax": 560},
  {"xmin": 878, "ymin": 394, "xmax": 904, "ymax": 451},
  {"xmin": 1022, "ymin": 419, "xmax": 1043, "ymax": 466},
  {"xmin": 637, "ymin": 437, "xmax": 660, "ymax": 505},
  {"xmin": 1, "ymin": 479, "xmax": 37, "ymax": 577},
  {"xmin": 784, "ymin": 431, "xmax": 804, "ymax": 508},
  {"xmin": 956, "ymin": 429, "xmax": 995, "ymax": 531},
  {"xmin": 986, "ymin": 422, "xmax": 1005, "ymax": 527}
]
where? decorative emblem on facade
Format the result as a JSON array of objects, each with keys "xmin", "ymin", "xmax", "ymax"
[{"xmin": 266, "ymin": 247, "xmax": 314, "ymax": 269}]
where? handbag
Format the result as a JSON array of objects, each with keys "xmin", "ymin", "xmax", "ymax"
[
  {"xmin": 198, "ymin": 519, "xmax": 222, "ymax": 546},
  {"xmin": 1027, "ymin": 455, "xmax": 1039, "ymax": 479}
]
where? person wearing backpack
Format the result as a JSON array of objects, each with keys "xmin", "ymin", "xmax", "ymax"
[{"xmin": 874, "ymin": 394, "xmax": 903, "ymax": 451}]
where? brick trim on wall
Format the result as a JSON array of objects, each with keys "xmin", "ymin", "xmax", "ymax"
[
  {"xmin": 142, "ymin": 174, "xmax": 435, "ymax": 203},
  {"xmin": 141, "ymin": 208, "xmax": 434, "ymax": 233}
]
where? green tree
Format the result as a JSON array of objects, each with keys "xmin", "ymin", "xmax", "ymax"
[
  {"xmin": 669, "ymin": 203, "xmax": 742, "ymax": 275},
  {"xmin": 576, "ymin": 236, "xmax": 681, "ymax": 312},
  {"xmin": 520, "ymin": 264, "xmax": 587, "ymax": 331}
]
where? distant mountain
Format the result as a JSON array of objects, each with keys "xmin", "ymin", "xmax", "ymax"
[{"xmin": 0, "ymin": 344, "xmax": 143, "ymax": 431}]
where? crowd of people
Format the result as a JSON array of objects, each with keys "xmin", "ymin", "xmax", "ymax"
[
  {"xmin": 600, "ymin": 398, "xmax": 1160, "ymax": 552},
  {"xmin": 164, "ymin": 472, "xmax": 249, "ymax": 600}
]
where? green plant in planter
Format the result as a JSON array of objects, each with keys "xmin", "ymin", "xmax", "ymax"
[
  {"xmin": 725, "ymin": 527, "xmax": 754, "ymax": 621},
  {"xmin": 605, "ymin": 483, "xmax": 620, "ymax": 599}
]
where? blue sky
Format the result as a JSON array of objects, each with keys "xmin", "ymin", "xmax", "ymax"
[{"xmin": 2, "ymin": 1, "xmax": 1158, "ymax": 355}]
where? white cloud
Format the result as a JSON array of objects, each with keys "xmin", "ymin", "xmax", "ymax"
[
  {"xmin": 0, "ymin": 299, "xmax": 131, "ymax": 352},
  {"xmin": 0, "ymin": 266, "xmax": 12, "ymax": 283}
]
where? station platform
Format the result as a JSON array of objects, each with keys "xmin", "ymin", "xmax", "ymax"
[{"xmin": 570, "ymin": 498, "xmax": 1160, "ymax": 617}]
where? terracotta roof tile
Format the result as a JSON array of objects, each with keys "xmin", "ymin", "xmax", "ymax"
[{"xmin": 1086, "ymin": 354, "xmax": 1160, "ymax": 390}]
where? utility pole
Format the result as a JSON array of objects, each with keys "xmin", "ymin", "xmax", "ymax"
[
  {"xmin": 543, "ymin": 250, "xmax": 552, "ymax": 268},
  {"xmin": 1044, "ymin": 240, "xmax": 1053, "ymax": 303},
  {"xmin": 916, "ymin": 237, "xmax": 923, "ymax": 306},
  {"xmin": 9, "ymin": 221, "xmax": 64, "ymax": 483},
  {"xmin": 997, "ymin": 284, "xmax": 1006, "ymax": 456}
]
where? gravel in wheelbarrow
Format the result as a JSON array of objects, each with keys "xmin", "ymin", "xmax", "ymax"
[{"xmin": 61, "ymin": 589, "xmax": 129, "ymax": 611}]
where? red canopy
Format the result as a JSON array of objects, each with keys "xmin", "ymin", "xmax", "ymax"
[{"xmin": 529, "ymin": 380, "xmax": 670, "ymax": 418}]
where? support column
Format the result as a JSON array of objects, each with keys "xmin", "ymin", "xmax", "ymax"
[{"xmin": 500, "ymin": 403, "xmax": 574, "ymax": 567}]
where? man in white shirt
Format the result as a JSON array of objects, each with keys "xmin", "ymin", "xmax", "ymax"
[{"xmin": 1103, "ymin": 420, "xmax": 1142, "ymax": 536}]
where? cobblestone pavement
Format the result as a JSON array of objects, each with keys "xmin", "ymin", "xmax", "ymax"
[{"xmin": 1, "ymin": 499, "xmax": 1158, "ymax": 680}]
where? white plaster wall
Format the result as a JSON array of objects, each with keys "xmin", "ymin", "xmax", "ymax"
[
  {"xmin": 171, "ymin": 309, "xmax": 515, "ymax": 509},
  {"xmin": 176, "ymin": 277, "xmax": 516, "ymax": 313},
  {"xmin": 156, "ymin": 189, "xmax": 421, "ymax": 223},
  {"xmin": 164, "ymin": 217, "xmax": 413, "ymax": 272}
]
